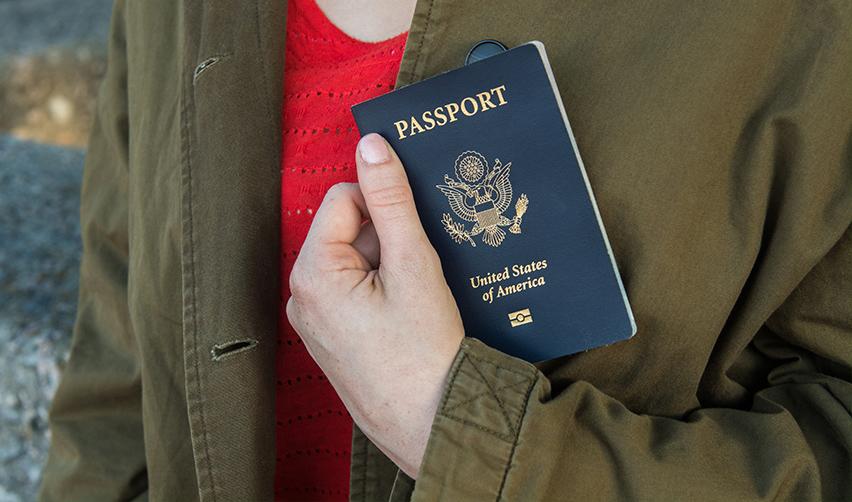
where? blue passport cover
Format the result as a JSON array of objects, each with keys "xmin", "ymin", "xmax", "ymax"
[{"xmin": 352, "ymin": 42, "xmax": 635, "ymax": 362}]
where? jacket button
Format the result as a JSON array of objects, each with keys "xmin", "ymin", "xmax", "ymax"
[{"xmin": 465, "ymin": 39, "xmax": 508, "ymax": 65}]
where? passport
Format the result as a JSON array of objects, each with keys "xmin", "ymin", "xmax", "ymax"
[{"xmin": 352, "ymin": 41, "xmax": 635, "ymax": 362}]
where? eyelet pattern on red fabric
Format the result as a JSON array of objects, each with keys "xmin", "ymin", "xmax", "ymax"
[{"xmin": 276, "ymin": 1, "xmax": 407, "ymax": 500}]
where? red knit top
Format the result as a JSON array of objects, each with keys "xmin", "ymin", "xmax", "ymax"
[{"xmin": 275, "ymin": 1, "xmax": 407, "ymax": 500}]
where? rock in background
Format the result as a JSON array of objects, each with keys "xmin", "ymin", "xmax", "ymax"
[
  {"xmin": 0, "ymin": 47, "xmax": 106, "ymax": 147},
  {"xmin": 0, "ymin": 0, "xmax": 112, "ymax": 147},
  {"xmin": 0, "ymin": 137, "xmax": 84, "ymax": 502},
  {"xmin": 0, "ymin": 1, "xmax": 113, "ymax": 500}
]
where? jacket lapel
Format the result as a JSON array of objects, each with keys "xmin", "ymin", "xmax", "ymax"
[
  {"xmin": 180, "ymin": 1, "xmax": 511, "ymax": 499},
  {"xmin": 180, "ymin": 0, "xmax": 285, "ymax": 500}
]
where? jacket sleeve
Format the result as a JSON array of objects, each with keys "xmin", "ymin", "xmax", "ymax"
[
  {"xmin": 38, "ymin": 2, "xmax": 148, "ymax": 500},
  {"xmin": 397, "ymin": 226, "xmax": 852, "ymax": 502}
]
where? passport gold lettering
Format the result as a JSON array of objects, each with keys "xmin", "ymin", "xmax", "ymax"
[
  {"xmin": 497, "ymin": 276, "xmax": 545, "ymax": 299},
  {"xmin": 421, "ymin": 110, "xmax": 436, "ymax": 130},
  {"xmin": 470, "ymin": 258, "xmax": 548, "ymax": 303},
  {"xmin": 393, "ymin": 85, "xmax": 508, "ymax": 140},
  {"xmin": 445, "ymin": 102, "xmax": 461, "ymax": 123},
  {"xmin": 470, "ymin": 266, "xmax": 510, "ymax": 289},
  {"xmin": 460, "ymin": 97, "xmax": 477, "ymax": 116},
  {"xmin": 513, "ymin": 259, "xmax": 547, "ymax": 276},
  {"xmin": 409, "ymin": 117, "xmax": 425, "ymax": 135},
  {"xmin": 469, "ymin": 259, "xmax": 547, "ymax": 289},
  {"xmin": 491, "ymin": 84, "xmax": 508, "ymax": 105},
  {"xmin": 433, "ymin": 107, "xmax": 448, "ymax": 126},
  {"xmin": 475, "ymin": 91, "xmax": 497, "ymax": 111}
]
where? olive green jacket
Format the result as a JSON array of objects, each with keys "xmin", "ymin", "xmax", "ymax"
[{"xmin": 39, "ymin": 1, "xmax": 852, "ymax": 501}]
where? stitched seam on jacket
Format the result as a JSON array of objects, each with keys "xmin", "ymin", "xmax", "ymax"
[
  {"xmin": 439, "ymin": 344, "xmax": 535, "ymax": 420},
  {"xmin": 189, "ymin": 125, "xmax": 218, "ymax": 502},
  {"xmin": 180, "ymin": 15, "xmax": 218, "ymax": 499},
  {"xmin": 438, "ymin": 349, "xmax": 535, "ymax": 442},
  {"xmin": 438, "ymin": 414, "xmax": 514, "ymax": 442},
  {"xmin": 187, "ymin": 82, "xmax": 218, "ymax": 502},
  {"xmin": 466, "ymin": 356, "xmax": 518, "ymax": 436},
  {"xmin": 410, "ymin": 0, "xmax": 436, "ymax": 81},
  {"xmin": 437, "ymin": 352, "xmax": 517, "ymax": 441},
  {"xmin": 496, "ymin": 372, "xmax": 536, "ymax": 501},
  {"xmin": 442, "ymin": 379, "xmax": 531, "ymax": 416},
  {"xmin": 459, "ymin": 345, "xmax": 538, "ymax": 438},
  {"xmin": 461, "ymin": 344, "xmax": 538, "ymax": 378},
  {"xmin": 437, "ymin": 347, "xmax": 467, "ymax": 413},
  {"xmin": 253, "ymin": 3, "xmax": 277, "ymax": 151}
]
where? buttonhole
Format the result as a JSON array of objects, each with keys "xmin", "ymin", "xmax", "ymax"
[
  {"xmin": 210, "ymin": 338, "xmax": 258, "ymax": 361},
  {"xmin": 193, "ymin": 53, "xmax": 232, "ymax": 84}
]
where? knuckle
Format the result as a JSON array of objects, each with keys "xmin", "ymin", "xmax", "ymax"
[
  {"xmin": 322, "ymin": 245, "xmax": 366, "ymax": 271},
  {"xmin": 335, "ymin": 181, "xmax": 358, "ymax": 193},
  {"xmin": 367, "ymin": 183, "xmax": 413, "ymax": 210},
  {"xmin": 287, "ymin": 266, "xmax": 314, "ymax": 301},
  {"xmin": 323, "ymin": 182, "xmax": 356, "ymax": 202}
]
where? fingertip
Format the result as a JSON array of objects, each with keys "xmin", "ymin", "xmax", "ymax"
[{"xmin": 357, "ymin": 133, "xmax": 392, "ymax": 166}]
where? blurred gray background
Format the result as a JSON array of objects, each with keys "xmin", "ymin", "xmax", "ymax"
[{"xmin": 0, "ymin": 1, "xmax": 114, "ymax": 500}]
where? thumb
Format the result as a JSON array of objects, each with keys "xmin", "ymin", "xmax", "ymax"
[{"xmin": 355, "ymin": 133, "xmax": 431, "ymax": 267}]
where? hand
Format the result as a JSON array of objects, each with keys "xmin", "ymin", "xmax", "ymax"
[{"xmin": 286, "ymin": 133, "xmax": 465, "ymax": 478}]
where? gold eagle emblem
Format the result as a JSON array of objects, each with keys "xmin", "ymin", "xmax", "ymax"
[{"xmin": 436, "ymin": 151, "xmax": 529, "ymax": 247}]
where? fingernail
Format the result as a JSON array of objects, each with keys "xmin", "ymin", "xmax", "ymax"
[{"xmin": 358, "ymin": 134, "xmax": 391, "ymax": 165}]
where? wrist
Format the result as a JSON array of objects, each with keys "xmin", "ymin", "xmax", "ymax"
[{"xmin": 352, "ymin": 340, "xmax": 461, "ymax": 477}]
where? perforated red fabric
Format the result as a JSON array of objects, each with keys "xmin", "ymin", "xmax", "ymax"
[{"xmin": 275, "ymin": 1, "xmax": 407, "ymax": 500}]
